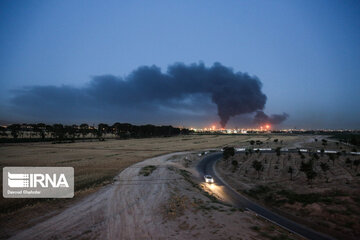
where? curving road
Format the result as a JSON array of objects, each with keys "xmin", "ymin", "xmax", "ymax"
[{"xmin": 197, "ymin": 152, "xmax": 335, "ymax": 240}]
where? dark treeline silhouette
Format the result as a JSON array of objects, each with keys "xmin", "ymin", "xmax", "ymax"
[{"xmin": 0, "ymin": 123, "xmax": 192, "ymax": 143}]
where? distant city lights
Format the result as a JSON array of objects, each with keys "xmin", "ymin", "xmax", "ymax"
[
  {"xmin": 189, "ymin": 124, "xmax": 275, "ymax": 134},
  {"xmin": 186, "ymin": 122, "xmax": 357, "ymax": 134}
]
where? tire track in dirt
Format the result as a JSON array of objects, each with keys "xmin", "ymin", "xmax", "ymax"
[{"xmin": 9, "ymin": 152, "xmax": 187, "ymax": 240}]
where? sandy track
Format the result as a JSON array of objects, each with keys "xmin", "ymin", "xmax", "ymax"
[{"xmin": 10, "ymin": 152, "xmax": 187, "ymax": 240}]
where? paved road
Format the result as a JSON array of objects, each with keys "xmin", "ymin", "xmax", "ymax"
[{"xmin": 197, "ymin": 152, "xmax": 335, "ymax": 240}]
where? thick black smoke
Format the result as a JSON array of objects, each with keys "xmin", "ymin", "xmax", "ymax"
[
  {"xmin": 253, "ymin": 111, "xmax": 289, "ymax": 125},
  {"xmin": 10, "ymin": 62, "xmax": 288, "ymax": 127}
]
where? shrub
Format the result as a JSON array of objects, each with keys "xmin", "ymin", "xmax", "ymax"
[
  {"xmin": 223, "ymin": 147, "xmax": 235, "ymax": 160},
  {"xmin": 139, "ymin": 165, "xmax": 157, "ymax": 176}
]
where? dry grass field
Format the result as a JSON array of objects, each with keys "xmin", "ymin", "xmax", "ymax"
[
  {"xmin": 217, "ymin": 140, "xmax": 360, "ymax": 240},
  {"xmin": 0, "ymin": 134, "xmax": 319, "ymax": 238}
]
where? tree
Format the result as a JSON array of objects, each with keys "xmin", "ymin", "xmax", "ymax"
[
  {"xmin": 97, "ymin": 123, "xmax": 109, "ymax": 140},
  {"xmin": 40, "ymin": 130, "xmax": 46, "ymax": 140},
  {"xmin": 80, "ymin": 123, "xmax": 89, "ymax": 139},
  {"xmin": 345, "ymin": 158, "xmax": 352, "ymax": 168},
  {"xmin": 300, "ymin": 160, "xmax": 317, "ymax": 185},
  {"xmin": 305, "ymin": 170, "xmax": 317, "ymax": 185},
  {"xmin": 275, "ymin": 147, "xmax": 281, "ymax": 159},
  {"xmin": 231, "ymin": 160, "xmax": 238, "ymax": 171},
  {"xmin": 286, "ymin": 154, "xmax": 291, "ymax": 169},
  {"xmin": 250, "ymin": 140, "xmax": 255, "ymax": 145},
  {"xmin": 90, "ymin": 127, "xmax": 97, "ymax": 138},
  {"xmin": 45, "ymin": 124, "xmax": 54, "ymax": 136},
  {"xmin": 252, "ymin": 160, "xmax": 264, "ymax": 179},
  {"xmin": 223, "ymin": 147, "xmax": 235, "ymax": 160},
  {"xmin": 53, "ymin": 124, "xmax": 65, "ymax": 142},
  {"xmin": 64, "ymin": 125, "xmax": 76, "ymax": 141},
  {"xmin": 328, "ymin": 154, "xmax": 336, "ymax": 166},
  {"xmin": 180, "ymin": 128, "xmax": 192, "ymax": 135},
  {"xmin": 312, "ymin": 153, "xmax": 320, "ymax": 161},
  {"xmin": 246, "ymin": 148, "xmax": 253, "ymax": 156},
  {"xmin": 300, "ymin": 160, "xmax": 311, "ymax": 173},
  {"xmin": 10, "ymin": 128, "xmax": 18, "ymax": 139},
  {"xmin": 320, "ymin": 162, "xmax": 330, "ymax": 182},
  {"xmin": 288, "ymin": 166, "xmax": 293, "ymax": 181},
  {"xmin": 110, "ymin": 122, "xmax": 181, "ymax": 138},
  {"xmin": 8, "ymin": 124, "xmax": 20, "ymax": 139},
  {"xmin": 0, "ymin": 126, "xmax": 8, "ymax": 137},
  {"xmin": 275, "ymin": 147, "xmax": 282, "ymax": 166},
  {"xmin": 353, "ymin": 160, "xmax": 360, "ymax": 172},
  {"xmin": 320, "ymin": 148, "xmax": 325, "ymax": 157}
]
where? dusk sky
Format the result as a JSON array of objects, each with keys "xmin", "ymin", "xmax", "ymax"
[{"xmin": 1, "ymin": 0, "xmax": 359, "ymax": 129}]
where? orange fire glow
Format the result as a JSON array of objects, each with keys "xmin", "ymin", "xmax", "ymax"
[{"xmin": 265, "ymin": 124, "xmax": 270, "ymax": 129}]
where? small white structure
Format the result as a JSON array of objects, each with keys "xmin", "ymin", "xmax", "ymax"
[
  {"xmin": 350, "ymin": 152, "xmax": 360, "ymax": 155},
  {"xmin": 324, "ymin": 150, "xmax": 337, "ymax": 154},
  {"xmin": 235, "ymin": 148, "xmax": 246, "ymax": 152},
  {"xmin": 253, "ymin": 148, "xmax": 272, "ymax": 151},
  {"xmin": 299, "ymin": 149, "xmax": 308, "ymax": 153},
  {"xmin": 261, "ymin": 148, "xmax": 272, "ymax": 151},
  {"xmin": 317, "ymin": 150, "xmax": 337, "ymax": 154}
]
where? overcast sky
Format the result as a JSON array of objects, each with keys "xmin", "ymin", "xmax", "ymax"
[{"xmin": 0, "ymin": 0, "xmax": 359, "ymax": 129}]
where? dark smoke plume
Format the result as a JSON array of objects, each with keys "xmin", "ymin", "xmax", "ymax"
[
  {"xmin": 253, "ymin": 111, "xmax": 289, "ymax": 125},
  {"xmin": 10, "ymin": 62, "xmax": 288, "ymax": 126}
]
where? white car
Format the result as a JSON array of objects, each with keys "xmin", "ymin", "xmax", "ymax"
[{"xmin": 204, "ymin": 175, "xmax": 214, "ymax": 183}]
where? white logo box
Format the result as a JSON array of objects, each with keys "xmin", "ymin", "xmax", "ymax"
[{"xmin": 3, "ymin": 167, "xmax": 74, "ymax": 198}]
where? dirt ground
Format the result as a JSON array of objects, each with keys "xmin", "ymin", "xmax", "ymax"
[
  {"xmin": 0, "ymin": 134, "xmax": 310, "ymax": 239},
  {"xmin": 217, "ymin": 137, "xmax": 360, "ymax": 240},
  {"xmin": 3, "ymin": 152, "xmax": 302, "ymax": 240}
]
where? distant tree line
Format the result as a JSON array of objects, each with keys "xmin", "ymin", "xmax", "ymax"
[{"xmin": 0, "ymin": 123, "xmax": 192, "ymax": 143}]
